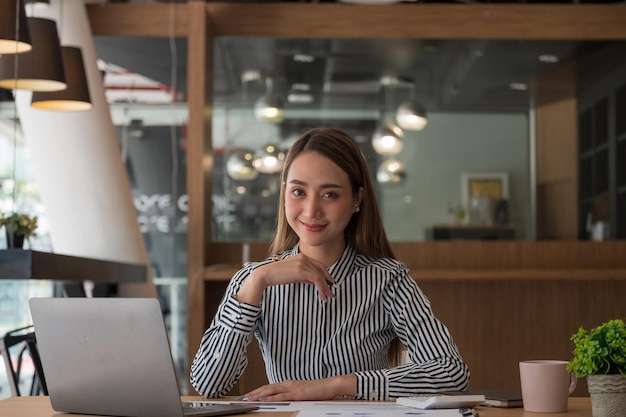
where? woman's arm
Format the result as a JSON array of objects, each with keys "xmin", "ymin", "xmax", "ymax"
[
  {"xmin": 189, "ymin": 267, "xmax": 260, "ymax": 397},
  {"xmin": 353, "ymin": 269, "xmax": 470, "ymax": 399}
]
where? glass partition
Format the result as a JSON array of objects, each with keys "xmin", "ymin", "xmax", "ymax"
[{"xmin": 211, "ymin": 37, "xmax": 624, "ymax": 242}]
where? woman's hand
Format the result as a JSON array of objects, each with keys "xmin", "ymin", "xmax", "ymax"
[
  {"xmin": 236, "ymin": 253, "xmax": 336, "ymax": 305},
  {"xmin": 243, "ymin": 375, "xmax": 357, "ymax": 402}
]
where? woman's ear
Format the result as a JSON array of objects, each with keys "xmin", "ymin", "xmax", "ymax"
[{"xmin": 356, "ymin": 187, "xmax": 365, "ymax": 211}]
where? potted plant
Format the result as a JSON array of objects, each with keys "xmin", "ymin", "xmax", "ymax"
[
  {"xmin": 0, "ymin": 212, "xmax": 38, "ymax": 248},
  {"xmin": 567, "ymin": 318, "xmax": 626, "ymax": 417}
]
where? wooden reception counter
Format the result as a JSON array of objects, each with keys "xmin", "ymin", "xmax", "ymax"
[{"xmin": 189, "ymin": 241, "xmax": 626, "ymax": 396}]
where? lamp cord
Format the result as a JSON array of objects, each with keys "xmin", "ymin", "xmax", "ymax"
[
  {"xmin": 10, "ymin": 0, "xmax": 22, "ymax": 215},
  {"xmin": 168, "ymin": 0, "xmax": 179, "ymax": 277}
]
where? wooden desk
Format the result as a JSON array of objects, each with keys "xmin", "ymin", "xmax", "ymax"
[{"xmin": 0, "ymin": 396, "xmax": 592, "ymax": 417}]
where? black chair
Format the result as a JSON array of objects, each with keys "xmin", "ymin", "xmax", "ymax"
[{"xmin": 0, "ymin": 325, "xmax": 48, "ymax": 396}]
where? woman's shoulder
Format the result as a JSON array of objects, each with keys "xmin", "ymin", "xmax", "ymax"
[{"xmin": 353, "ymin": 253, "xmax": 408, "ymax": 276}]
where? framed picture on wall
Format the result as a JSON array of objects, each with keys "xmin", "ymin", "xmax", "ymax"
[{"xmin": 461, "ymin": 172, "xmax": 509, "ymax": 207}]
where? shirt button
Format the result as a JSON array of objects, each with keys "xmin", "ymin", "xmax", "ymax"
[
  {"xmin": 230, "ymin": 312, "xmax": 238, "ymax": 319},
  {"xmin": 213, "ymin": 352, "xmax": 221, "ymax": 360},
  {"xmin": 369, "ymin": 390, "xmax": 378, "ymax": 399}
]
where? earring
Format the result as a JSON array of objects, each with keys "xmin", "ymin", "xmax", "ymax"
[{"xmin": 355, "ymin": 207, "xmax": 361, "ymax": 213}]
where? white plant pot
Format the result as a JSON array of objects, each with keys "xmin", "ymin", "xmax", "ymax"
[{"xmin": 587, "ymin": 374, "xmax": 626, "ymax": 417}]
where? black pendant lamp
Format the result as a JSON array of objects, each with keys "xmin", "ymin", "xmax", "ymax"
[
  {"xmin": 0, "ymin": 17, "xmax": 66, "ymax": 91},
  {"xmin": 31, "ymin": 46, "xmax": 92, "ymax": 111},
  {"xmin": 0, "ymin": 0, "xmax": 32, "ymax": 54}
]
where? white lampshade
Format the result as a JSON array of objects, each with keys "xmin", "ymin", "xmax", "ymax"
[
  {"xmin": 372, "ymin": 124, "xmax": 404, "ymax": 155},
  {"xmin": 254, "ymin": 94, "xmax": 284, "ymax": 124},
  {"xmin": 396, "ymin": 100, "xmax": 428, "ymax": 131},
  {"xmin": 226, "ymin": 149, "xmax": 259, "ymax": 181},
  {"xmin": 253, "ymin": 144, "xmax": 285, "ymax": 174},
  {"xmin": 377, "ymin": 159, "xmax": 407, "ymax": 183}
]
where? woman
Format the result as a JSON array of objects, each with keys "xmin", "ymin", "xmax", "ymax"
[{"xmin": 190, "ymin": 127, "xmax": 469, "ymax": 401}]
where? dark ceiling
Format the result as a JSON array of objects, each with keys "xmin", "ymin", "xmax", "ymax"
[{"xmin": 94, "ymin": 34, "xmax": 626, "ymax": 116}]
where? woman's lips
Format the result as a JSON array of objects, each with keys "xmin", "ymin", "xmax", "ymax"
[{"xmin": 301, "ymin": 222, "xmax": 326, "ymax": 232}]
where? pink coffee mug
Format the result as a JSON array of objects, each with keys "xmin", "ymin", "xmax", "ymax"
[{"xmin": 519, "ymin": 360, "xmax": 577, "ymax": 412}]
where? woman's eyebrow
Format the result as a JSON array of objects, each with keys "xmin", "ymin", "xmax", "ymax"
[{"xmin": 288, "ymin": 179, "xmax": 344, "ymax": 189}]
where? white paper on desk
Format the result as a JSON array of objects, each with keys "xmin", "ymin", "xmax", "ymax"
[{"xmin": 239, "ymin": 401, "xmax": 471, "ymax": 417}]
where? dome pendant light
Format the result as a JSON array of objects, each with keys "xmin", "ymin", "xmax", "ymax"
[
  {"xmin": 0, "ymin": 0, "xmax": 32, "ymax": 54},
  {"xmin": 372, "ymin": 76, "xmax": 404, "ymax": 156},
  {"xmin": 396, "ymin": 100, "xmax": 428, "ymax": 131},
  {"xmin": 0, "ymin": 17, "xmax": 66, "ymax": 92},
  {"xmin": 253, "ymin": 143, "xmax": 285, "ymax": 174},
  {"xmin": 377, "ymin": 158, "xmax": 407, "ymax": 184},
  {"xmin": 372, "ymin": 124, "xmax": 404, "ymax": 155},
  {"xmin": 396, "ymin": 81, "xmax": 428, "ymax": 131},
  {"xmin": 226, "ymin": 149, "xmax": 259, "ymax": 181},
  {"xmin": 254, "ymin": 76, "xmax": 284, "ymax": 124}
]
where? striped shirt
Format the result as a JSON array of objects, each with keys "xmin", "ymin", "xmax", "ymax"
[{"xmin": 190, "ymin": 244, "xmax": 469, "ymax": 400}]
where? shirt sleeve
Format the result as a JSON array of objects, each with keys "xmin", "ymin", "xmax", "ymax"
[
  {"xmin": 189, "ymin": 266, "xmax": 262, "ymax": 398},
  {"xmin": 353, "ymin": 265, "xmax": 470, "ymax": 400}
]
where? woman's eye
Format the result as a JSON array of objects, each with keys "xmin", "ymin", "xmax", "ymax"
[
  {"xmin": 322, "ymin": 192, "xmax": 337, "ymax": 199},
  {"xmin": 291, "ymin": 188, "xmax": 305, "ymax": 197}
]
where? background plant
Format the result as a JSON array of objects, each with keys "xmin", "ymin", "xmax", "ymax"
[
  {"xmin": 567, "ymin": 319, "xmax": 626, "ymax": 377},
  {"xmin": 0, "ymin": 212, "xmax": 38, "ymax": 238}
]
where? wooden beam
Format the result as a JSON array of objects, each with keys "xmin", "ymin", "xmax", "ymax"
[
  {"xmin": 204, "ymin": 3, "xmax": 626, "ymax": 40},
  {"xmin": 87, "ymin": 3, "xmax": 626, "ymax": 40},
  {"xmin": 87, "ymin": 2, "xmax": 189, "ymax": 37}
]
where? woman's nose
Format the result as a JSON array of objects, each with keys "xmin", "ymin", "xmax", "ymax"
[{"xmin": 303, "ymin": 197, "xmax": 321, "ymax": 218}]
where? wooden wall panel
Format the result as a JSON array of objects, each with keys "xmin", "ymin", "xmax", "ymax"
[{"xmin": 418, "ymin": 278, "xmax": 626, "ymax": 396}]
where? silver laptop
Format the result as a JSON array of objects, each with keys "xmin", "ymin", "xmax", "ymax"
[{"xmin": 29, "ymin": 297, "xmax": 258, "ymax": 417}]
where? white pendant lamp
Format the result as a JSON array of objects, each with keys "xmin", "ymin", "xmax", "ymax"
[
  {"xmin": 396, "ymin": 100, "xmax": 428, "ymax": 131},
  {"xmin": 226, "ymin": 149, "xmax": 259, "ymax": 181},
  {"xmin": 377, "ymin": 158, "xmax": 407, "ymax": 184},
  {"xmin": 31, "ymin": 46, "xmax": 92, "ymax": 111},
  {"xmin": 253, "ymin": 144, "xmax": 285, "ymax": 174},
  {"xmin": 373, "ymin": 76, "xmax": 405, "ymax": 156},
  {"xmin": 254, "ymin": 76, "xmax": 284, "ymax": 124},
  {"xmin": 0, "ymin": 0, "xmax": 32, "ymax": 54},
  {"xmin": 372, "ymin": 123, "xmax": 404, "ymax": 155},
  {"xmin": 0, "ymin": 17, "xmax": 66, "ymax": 91},
  {"xmin": 396, "ymin": 82, "xmax": 428, "ymax": 131}
]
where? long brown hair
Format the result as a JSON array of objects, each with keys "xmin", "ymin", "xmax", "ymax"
[{"xmin": 269, "ymin": 127, "xmax": 395, "ymax": 259}]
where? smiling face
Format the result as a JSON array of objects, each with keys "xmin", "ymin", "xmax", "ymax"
[{"xmin": 284, "ymin": 151, "xmax": 363, "ymax": 263}]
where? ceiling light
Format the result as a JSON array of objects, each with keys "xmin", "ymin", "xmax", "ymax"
[
  {"xmin": 253, "ymin": 144, "xmax": 285, "ymax": 174},
  {"xmin": 509, "ymin": 82, "xmax": 528, "ymax": 91},
  {"xmin": 538, "ymin": 54, "xmax": 559, "ymax": 64},
  {"xmin": 396, "ymin": 100, "xmax": 428, "ymax": 131},
  {"xmin": 291, "ymin": 83, "xmax": 310, "ymax": 91},
  {"xmin": 372, "ymin": 124, "xmax": 404, "ymax": 155},
  {"xmin": 293, "ymin": 53, "xmax": 314, "ymax": 63},
  {"xmin": 377, "ymin": 159, "xmax": 407, "ymax": 184},
  {"xmin": 0, "ymin": 17, "xmax": 66, "ymax": 92},
  {"xmin": 226, "ymin": 149, "xmax": 259, "ymax": 181},
  {"xmin": 287, "ymin": 93, "xmax": 314, "ymax": 104},
  {"xmin": 31, "ymin": 46, "xmax": 92, "ymax": 111},
  {"xmin": 0, "ymin": 0, "xmax": 32, "ymax": 54}
]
